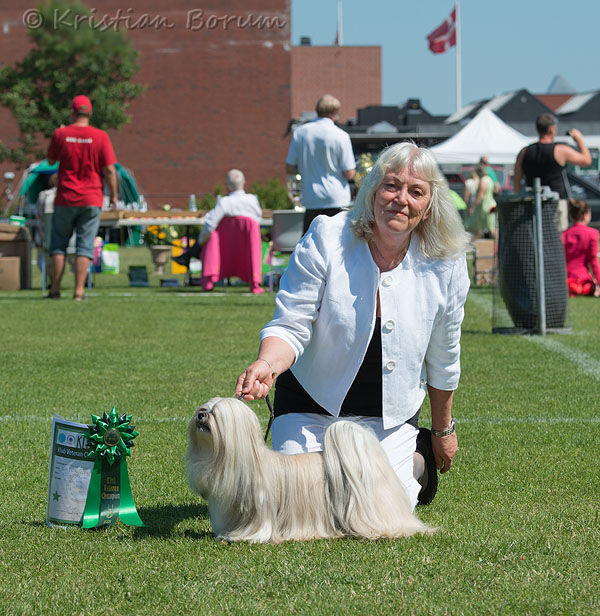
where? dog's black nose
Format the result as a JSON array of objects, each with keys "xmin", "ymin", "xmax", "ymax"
[{"xmin": 196, "ymin": 410, "xmax": 209, "ymax": 429}]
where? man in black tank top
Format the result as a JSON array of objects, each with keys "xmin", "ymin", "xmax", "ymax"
[
  {"xmin": 513, "ymin": 113, "xmax": 591, "ymax": 197},
  {"xmin": 513, "ymin": 113, "xmax": 591, "ymax": 230},
  {"xmin": 520, "ymin": 142, "xmax": 566, "ymax": 198}
]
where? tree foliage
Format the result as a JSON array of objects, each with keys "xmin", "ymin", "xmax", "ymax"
[{"xmin": 0, "ymin": 0, "xmax": 144, "ymax": 167}]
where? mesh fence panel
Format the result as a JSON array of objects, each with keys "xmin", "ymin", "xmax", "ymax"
[{"xmin": 492, "ymin": 193, "xmax": 571, "ymax": 334}]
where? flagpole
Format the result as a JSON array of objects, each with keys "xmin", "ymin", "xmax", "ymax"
[
  {"xmin": 337, "ymin": 0, "xmax": 343, "ymax": 46},
  {"xmin": 455, "ymin": 0, "xmax": 462, "ymax": 111}
]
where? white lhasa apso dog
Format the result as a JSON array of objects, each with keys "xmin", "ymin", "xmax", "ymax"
[{"xmin": 186, "ymin": 397, "xmax": 431, "ymax": 543}]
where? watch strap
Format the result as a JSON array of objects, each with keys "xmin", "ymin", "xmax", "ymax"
[{"xmin": 432, "ymin": 419, "xmax": 455, "ymax": 437}]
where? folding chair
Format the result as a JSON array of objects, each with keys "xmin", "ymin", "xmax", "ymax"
[
  {"xmin": 268, "ymin": 210, "xmax": 304, "ymax": 291},
  {"xmin": 128, "ymin": 265, "xmax": 150, "ymax": 287}
]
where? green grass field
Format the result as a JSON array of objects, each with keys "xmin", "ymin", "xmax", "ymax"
[{"xmin": 1, "ymin": 247, "xmax": 598, "ymax": 616}]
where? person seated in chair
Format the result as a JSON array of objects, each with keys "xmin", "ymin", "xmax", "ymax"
[{"xmin": 174, "ymin": 169, "xmax": 262, "ymax": 268}]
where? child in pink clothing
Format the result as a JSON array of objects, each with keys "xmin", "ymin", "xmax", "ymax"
[{"xmin": 561, "ymin": 200, "xmax": 600, "ymax": 297}]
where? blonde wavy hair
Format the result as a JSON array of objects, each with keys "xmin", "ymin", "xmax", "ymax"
[{"xmin": 349, "ymin": 142, "xmax": 471, "ymax": 259}]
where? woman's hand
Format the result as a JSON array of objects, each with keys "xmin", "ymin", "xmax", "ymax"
[
  {"xmin": 427, "ymin": 385, "xmax": 458, "ymax": 473},
  {"xmin": 234, "ymin": 337, "xmax": 295, "ymax": 400},
  {"xmin": 235, "ymin": 360, "xmax": 277, "ymax": 400},
  {"xmin": 432, "ymin": 432, "xmax": 458, "ymax": 473}
]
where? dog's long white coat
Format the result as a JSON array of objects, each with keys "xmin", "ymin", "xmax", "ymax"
[{"xmin": 186, "ymin": 397, "xmax": 431, "ymax": 543}]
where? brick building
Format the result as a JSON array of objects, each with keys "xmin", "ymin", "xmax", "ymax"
[
  {"xmin": 291, "ymin": 44, "xmax": 381, "ymax": 123},
  {"xmin": 1, "ymin": 0, "xmax": 292, "ymax": 208}
]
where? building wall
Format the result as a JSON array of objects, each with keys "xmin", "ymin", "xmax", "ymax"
[
  {"xmin": 291, "ymin": 46, "xmax": 381, "ymax": 123},
  {"xmin": 1, "ymin": 1, "xmax": 291, "ymax": 208}
]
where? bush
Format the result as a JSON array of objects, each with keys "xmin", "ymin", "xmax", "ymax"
[
  {"xmin": 198, "ymin": 183, "xmax": 224, "ymax": 211},
  {"xmin": 250, "ymin": 178, "xmax": 293, "ymax": 211},
  {"xmin": 197, "ymin": 178, "xmax": 292, "ymax": 213}
]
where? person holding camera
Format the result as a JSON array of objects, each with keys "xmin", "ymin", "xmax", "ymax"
[{"xmin": 513, "ymin": 113, "xmax": 591, "ymax": 230}]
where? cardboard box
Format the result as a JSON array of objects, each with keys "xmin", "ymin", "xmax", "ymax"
[
  {"xmin": 0, "ymin": 257, "xmax": 20, "ymax": 291},
  {"xmin": 0, "ymin": 223, "xmax": 32, "ymax": 289}
]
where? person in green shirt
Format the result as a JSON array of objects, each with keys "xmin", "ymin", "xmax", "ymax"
[{"xmin": 449, "ymin": 189, "xmax": 467, "ymax": 223}]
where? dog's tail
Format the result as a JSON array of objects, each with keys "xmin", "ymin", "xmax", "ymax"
[{"xmin": 322, "ymin": 421, "xmax": 431, "ymax": 539}]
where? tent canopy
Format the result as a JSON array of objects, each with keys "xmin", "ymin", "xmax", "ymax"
[
  {"xmin": 18, "ymin": 160, "xmax": 58, "ymax": 205},
  {"xmin": 18, "ymin": 161, "xmax": 140, "ymax": 207},
  {"xmin": 431, "ymin": 108, "xmax": 532, "ymax": 166}
]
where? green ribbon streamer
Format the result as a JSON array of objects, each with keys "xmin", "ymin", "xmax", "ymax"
[
  {"xmin": 82, "ymin": 407, "xmax": 144, "ymax": 528},
  {"xmin": 118, "ymin": 456, "xmax": 144, "ymax": 526}
]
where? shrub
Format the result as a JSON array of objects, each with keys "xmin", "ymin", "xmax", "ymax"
[{"xmin": 250, "ymin": 178, "xmax": 293, "ymax": 211}]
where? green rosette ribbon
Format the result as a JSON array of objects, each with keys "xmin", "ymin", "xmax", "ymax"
[{"xmin": 81, "ymin": 407, "xmax": 144, "ymax": 528}]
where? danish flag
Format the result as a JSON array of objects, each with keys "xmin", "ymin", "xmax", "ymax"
[{"xmin": 426, "ymin": 7, "xmax": 456, "ymax": 54}]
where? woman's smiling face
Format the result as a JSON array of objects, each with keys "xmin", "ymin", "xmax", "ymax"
[{"xmin": 372, "ymin": 167, "xmax": 432, "ymax": 239}]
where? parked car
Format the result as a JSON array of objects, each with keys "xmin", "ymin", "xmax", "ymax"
[{"xmin": 567, "ymin": 172, "xmax": 600, "ymax": 229}]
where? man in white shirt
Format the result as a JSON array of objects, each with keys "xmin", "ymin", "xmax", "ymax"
[
  {"xmin": 286, "ymin": 94, "xmax": 356, "ymax": 233},
  {"xmin": 173, "ymin": 169, "xmax": 262, "ymax": 267}
]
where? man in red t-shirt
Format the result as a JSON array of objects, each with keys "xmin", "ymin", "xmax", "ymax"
[{"xmin": 47, "ymin": 95, "xmax": 118, "ymax": 300}]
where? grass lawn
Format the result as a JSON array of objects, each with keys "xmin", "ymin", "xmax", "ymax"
[{"xmin": 0, "ymin": 247, "xmax": 598, "ymax": 616}]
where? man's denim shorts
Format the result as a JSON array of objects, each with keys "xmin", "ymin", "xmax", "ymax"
[{"xmin": 49, "ymin": 205, "xmax": 101, "ymax": 260}]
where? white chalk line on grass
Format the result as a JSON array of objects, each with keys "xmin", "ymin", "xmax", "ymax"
[
  {"xmin": 467, "ymin": 291, "xmax": 512, "ymax": 325},
  {"xmin": 45, "ymin": 292, "xmax": 235, "ymax": 298},
  {"xmin": 528, "ymin": 335, "xmax": 600, "ymax": 380},
  {"xmin": 457, "ymin": 416, "xmax": 600, "ymax": 425},
  {"xmin": 1, "ymin": 414, "xmax": 598, "ymax": 425},
  {"xmin": 467, "ymin": 292, "xmax": 600, "ymax": 381},
  {"xmin": 0, "ymin": 415, "xmax": 188, "ymax": 423},
  {"xmin": 4, "ymin": 291, "xmax": 264, "ymax": 300}
]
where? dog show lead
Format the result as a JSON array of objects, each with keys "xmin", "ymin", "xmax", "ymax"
[{"xmin": 236, "ymin": 141, "xmax": 471, "ymax": 511}]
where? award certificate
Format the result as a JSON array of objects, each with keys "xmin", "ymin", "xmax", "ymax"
[{"xmin": 46, "ymin": 415, "xmax": 93, "ymax": 526}]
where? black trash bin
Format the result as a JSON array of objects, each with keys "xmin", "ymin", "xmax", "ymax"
[{"xmin": 493, "ymin": 192, "xmax": 571, "ymax": 334}]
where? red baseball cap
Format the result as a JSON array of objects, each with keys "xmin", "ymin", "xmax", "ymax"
[{"xmin": 71, "ymin": 95, "xmax": 92, "ymax": 113}]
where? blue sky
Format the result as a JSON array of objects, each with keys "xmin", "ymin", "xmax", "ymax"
[{"xmin": 291, "ymin": 0, "xmax": 600, "ymax": 116}]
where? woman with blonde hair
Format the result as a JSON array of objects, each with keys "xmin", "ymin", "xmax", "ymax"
[{"xmin": 237, "ymin": 142, "xmax": 471, "ymax": 509}]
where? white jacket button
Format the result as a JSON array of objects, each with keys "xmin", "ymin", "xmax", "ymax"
[
  {"xmin": 383, "ymin": 320, "xmax": 395, "ymax": 332},
  {"xmin": 385, "ymin": 360, "xmax": 396, "ymax": 371},
  {"xmin": 382, "ymin": 276, "xmax": 393, "ymax": 287}
]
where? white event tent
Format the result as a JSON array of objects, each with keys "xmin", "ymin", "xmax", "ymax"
[{"xmin": 431, "ymin": 108, "xmax": 532, "ymax": 166}]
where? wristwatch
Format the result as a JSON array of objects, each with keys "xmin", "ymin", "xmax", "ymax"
[{"xmin": 431, "ymin": 420, "xmax": 455, "ymax": 437}]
